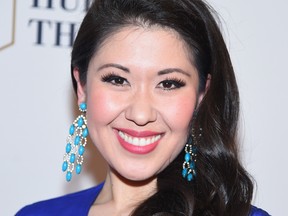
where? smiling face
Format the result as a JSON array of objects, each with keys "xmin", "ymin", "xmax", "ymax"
[{"xmin": 74, "ymin": 27, "xmax": 204, "ymax": 181}]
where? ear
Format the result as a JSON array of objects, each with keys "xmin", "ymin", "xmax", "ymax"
[
  {"xmin": 73, "ymin": 68, "xmax": 86, "ymax": 105},
  {"xmin": 197, "ymin": 74, "xmax": 211, "ymax": 106}
]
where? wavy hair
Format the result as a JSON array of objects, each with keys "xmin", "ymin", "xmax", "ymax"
[{"xmin": 71, "ymin": 0, "xmax": 254, "ymax": 215}]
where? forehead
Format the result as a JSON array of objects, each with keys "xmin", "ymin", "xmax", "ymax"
[
  {"xmin": 90, "ymin": 26, "xmax": 194, "ymax": 69},
  {"xmin": 100, "ymin": 26, "xmax": 183, "ymax": 49}
]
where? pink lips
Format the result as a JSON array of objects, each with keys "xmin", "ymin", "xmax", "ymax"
[{"xmin": 115, "ymin": 128, "xmax": 163, "ymax": 154}]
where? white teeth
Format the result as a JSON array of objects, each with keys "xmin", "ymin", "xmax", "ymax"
[
  {"xmin": 118, "ymin": 131, "xmax": 161, "ymax": 146},
  {"xmin": 132, "ymin": 137, "xmax": 139, "ymax": 145},
  {"xmin": 139, "ymin": 138, "xmax": 146, "ymax": 146},
  {"xmin": 128, "ymin": 136, "xmax": 133, "ymax": 144}
]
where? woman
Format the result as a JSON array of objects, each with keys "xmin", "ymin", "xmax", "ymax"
[{"xmin": 17, "ymin": 0, "xmax": 270, "ymax": 215}]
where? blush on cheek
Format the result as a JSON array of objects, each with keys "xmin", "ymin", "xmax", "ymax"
[
  {"xmin": 167, "ymin": 99, "xmax": 196, "ymax": 131},
  {"xmin": 86, "ymin": 90, "xmax": 125, "ymax": 125}
]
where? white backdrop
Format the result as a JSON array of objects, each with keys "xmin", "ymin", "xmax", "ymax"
[{"xmin": 1, "ymin": 1, "xmax": 287, "ymax": 215}]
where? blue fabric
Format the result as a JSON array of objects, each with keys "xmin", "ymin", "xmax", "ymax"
[
  {"xmin": 16, "ymin": 183, "xmax": 104, "ymax": 216},
  {"xmin": 249, "ymin": 206, "xmax": 270, "ymax": 216},
  {"xmin": 16, "ymin": 182, "xmax": 270, "ymax": 216}
]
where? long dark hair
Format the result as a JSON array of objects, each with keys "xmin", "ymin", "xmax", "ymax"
[{"xmin": 71, "ymin": 0, "xmax": 253, "ymax": 215}]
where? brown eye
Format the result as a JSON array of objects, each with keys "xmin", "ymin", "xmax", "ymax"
[
  {"xmin": 157, "ymin": 78, "xmax": 186, "ymax": 90},
  {"xmin": 112, "ymin": 77, "xmax": 126, "ymax": 85},
  {"xmin": 162, "ymin": 81, "xmax": 173, "ymax": 89},
  {"xmin": 101, "ymin": 74, "xmax": 129, "ymax": 86}
]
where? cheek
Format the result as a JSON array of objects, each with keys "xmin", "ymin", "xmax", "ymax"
[
  {"xmin": 163, "ymin": 94, "xmax": 196, "ymax": 132},
  {"xmin": 86, "ymin": 88, "xmax": 124, "ymax": 126}
]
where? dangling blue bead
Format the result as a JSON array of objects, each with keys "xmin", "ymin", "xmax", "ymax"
[
  {"xmin": 63, "ymin": 102, "xmax": 88, "ymax": 182},
  {"xmin": 76, "ymin": 164, "xmax": 82, "ymax": 174},
  {"xmin": 70, "ymin": 154, "xmax": 75, "ymax": 163},
  {"xmin": 182, "ymin": 168, "xmax": 187, "ymax": 178},
  {"xmin": 75, "ymin": 136, "xmax": 80, "ymax": 145},
  {"xmin": 190, "ymin": 161, "xmax": 195, "ymax": 169},
  {"xmin": 79, "ymin": 145, "xmax": 85, "ymax": 156},
  {"xmin": 66, "ymin": 171, "xmax": 72, "ymax": 182},
  {"xmin": 82, "ymin": 128, "xmax": 88, "ymax": 138},
  {"xmin": 69, "ymin": 125, "xmax": 75, "ymax": 135},
  {"xmin": 62, "ymin": 161, "xmax": 68, "ymax": 172},
  {"xmin": 78, "ymin": 117, "xmax": 84, "ymax": 127},
  {"xmin": 187, "ymin": 173, "xmax": 193, "ymax": 181},
  {"xmin": 184, "ymin": 153, "xmax": 191, "ymax": 162},
  {"xmin": 79, "ymin": 103, "xmax": 87, "ymax": 112},
  {"xmin": 66, "ymin": 143, "xmax": 71, "ymax": 153},
  {"xmin": 182, "ymin": 133, "xmax": 199, "ymax": 182}
]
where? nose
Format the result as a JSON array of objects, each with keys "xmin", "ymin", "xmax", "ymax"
[{"xmin": 125, "ymin": 90, "xmax": 157, "ymax": 126}]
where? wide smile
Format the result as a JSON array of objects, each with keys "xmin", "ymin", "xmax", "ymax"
[
  {"xmin": 118, "ymin": 131, "xmax": 161, "ymax": 146},
  {"xmin": 115, "ymin": 128, "xmax": 164, "ymax": 154}
]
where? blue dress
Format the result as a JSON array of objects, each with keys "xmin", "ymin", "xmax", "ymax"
[{"xmin": 16, "ymin": 183, "xmax": 270, "ymax": 216}]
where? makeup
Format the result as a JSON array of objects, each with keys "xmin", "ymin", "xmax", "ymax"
[{"xmin": 115, "ymin": 128, "xmax": 163, "ymax": 154}]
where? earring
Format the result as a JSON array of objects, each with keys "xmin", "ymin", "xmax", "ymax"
[
  {"xmin": 182, "ymin": 128, "xmax": 201, "ymax": 181},
  {"xmin": 62, "ymin": 102, "xmax": 88, "ymax": 182}
]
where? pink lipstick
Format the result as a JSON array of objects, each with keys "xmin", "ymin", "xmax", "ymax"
[{"xmin": 114, "ymin": 128, "xmax": 163, "ymax": 154}]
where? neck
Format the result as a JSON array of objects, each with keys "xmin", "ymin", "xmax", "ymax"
[{"xmin": 94, "ymin": 167, "xmax": 157, "ymax": 214}]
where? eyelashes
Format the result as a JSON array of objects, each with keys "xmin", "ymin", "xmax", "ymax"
[
  {"xmin": 157, "ymin": 77, "xmax": 186, "ymax": 90},
  {"xmin": 101, "ymin": 72, "xmax": 186, "ymax": 90},
  {"xmin": 101, "ymin": 72, "xmax": 129, "ymax": 86}
]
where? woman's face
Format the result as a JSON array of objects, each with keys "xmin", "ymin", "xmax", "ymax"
[{"xmin": 75, "ymin": 27, "xmax": 203, "ymax": 181}]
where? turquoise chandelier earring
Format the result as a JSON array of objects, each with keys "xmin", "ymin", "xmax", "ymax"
[
  {"xmin": 62, "ymin": 102, "xmax": 88, "ymax": 182},
  {"xmin": 182, "ymin": 128, "xmax": 201, "ymax": 181}
]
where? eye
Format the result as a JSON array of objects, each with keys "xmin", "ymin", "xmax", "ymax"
[
  {"xmin": 157, "ymin": 78, "xmax": 186, "ymax": 90},
  {"xmin": 101, "ymin": 73, "xmax": 129, "ymax": 86}
]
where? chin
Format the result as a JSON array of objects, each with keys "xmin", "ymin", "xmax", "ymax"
[{"xmin": 115, "ymin": 169, "xmax": 158, "ymax": 183}]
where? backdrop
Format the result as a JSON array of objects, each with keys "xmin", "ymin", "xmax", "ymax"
[{"xmin": 1, "ymin": 1, "xmax": 287, "ymax": 215}]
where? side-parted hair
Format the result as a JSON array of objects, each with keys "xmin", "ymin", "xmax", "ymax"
[{"xmin": 71, "ymin": 0, "xmax": 253, "ymax": 215}]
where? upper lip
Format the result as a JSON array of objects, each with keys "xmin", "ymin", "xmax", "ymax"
[{"xmin": 115, "ymin": 128, "xmax": 163, "ymax": 137}]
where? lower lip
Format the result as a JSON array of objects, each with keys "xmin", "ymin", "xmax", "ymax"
[{"xmin": 115, "ymin": 131, "xmax": 161, "ymax": 154}]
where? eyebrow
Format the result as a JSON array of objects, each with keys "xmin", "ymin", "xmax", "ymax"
[
  {"xmin": 97, "ymin": 63, "xmax": 191, "ymax": 77},
  {"xmin": 158, "ymin": 68, "xmax": 191, "ymax": 77},
  {"xmin": 97, "ymin": 63, "xmax": 130, "ymax": 73}
]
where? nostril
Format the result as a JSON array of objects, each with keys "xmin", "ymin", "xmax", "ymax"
[{"xmin": 125, "ymin": 100, "xmax": 157, "ymax": 126}]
